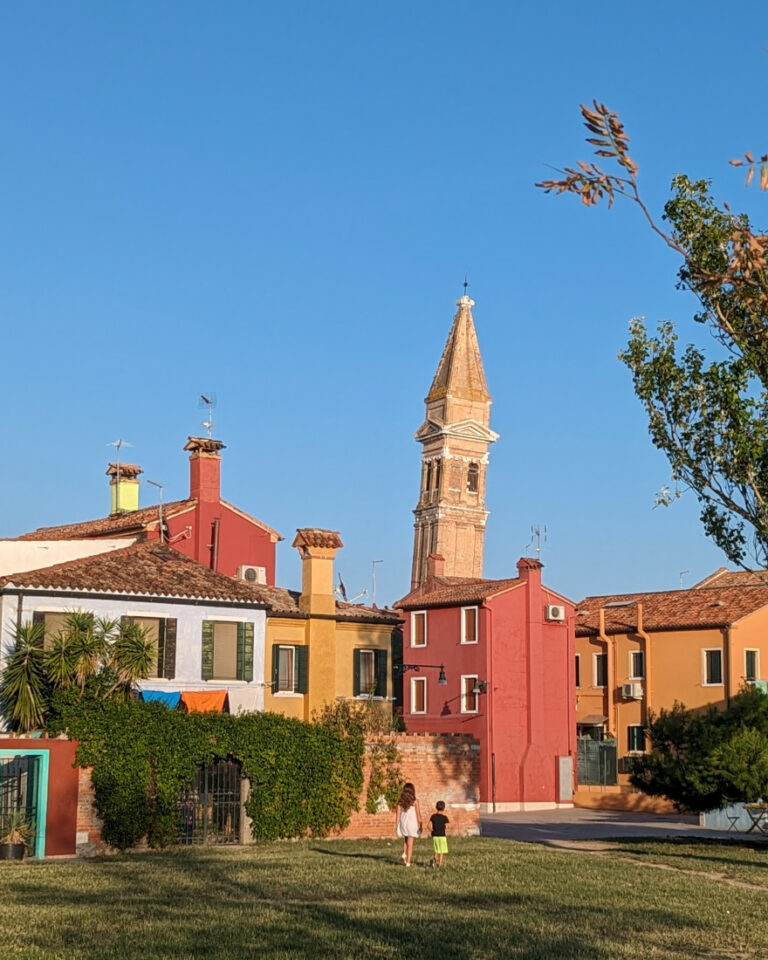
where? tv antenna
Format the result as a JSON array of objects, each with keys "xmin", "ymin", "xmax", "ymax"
[
  {"xmin": 199, "ymin": 393, "xmax": 217, "ymax": 438},
  {"xmin": 107, "ymin": 438, "xmax": 133, "ymax": 514},
  {"xmin": 371, "ymin": 560, "xmax": 383, "ymax": 606},
  {"xmin": 679, "ymin": 569, "xmax": 690, "ymax": 589},
  {"xmin": 147, "ymin": 480, "xmax": 165, "ymax": 543},
  {"xmin": 525, "ymin": 525, "xmax": 547, "ymax": 559}
]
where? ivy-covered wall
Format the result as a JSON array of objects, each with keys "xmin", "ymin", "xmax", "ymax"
[{"xmin": 50, "ymin": 697, "xmax": 364, "ymax": 849}]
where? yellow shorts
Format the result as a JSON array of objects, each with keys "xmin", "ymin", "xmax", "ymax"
[{"xmin": 432, "ymin": 837, "xmax": 448, "ymax": 854}]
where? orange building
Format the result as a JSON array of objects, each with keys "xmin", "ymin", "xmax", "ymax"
[{"xmin": 574, "ymin": 583, "xmax": 768, "ymax": 809}]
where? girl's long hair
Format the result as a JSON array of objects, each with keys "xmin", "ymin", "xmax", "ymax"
[{"xmin": 398, "ymin": 782, "xmax": 416, "ymax": 810}]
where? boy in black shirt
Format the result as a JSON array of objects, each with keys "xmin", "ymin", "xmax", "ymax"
[{"xmin": 429, "ymin": 800, "xmax": 449, "ymax": 868}]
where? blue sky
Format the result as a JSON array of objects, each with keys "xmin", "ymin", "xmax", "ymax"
[{"xmin": 2, "ymin": 1, "xmax": 767, "ymax": 606}]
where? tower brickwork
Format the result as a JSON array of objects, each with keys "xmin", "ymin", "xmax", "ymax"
[{"xmin": 411, "ymin": 295, "xmax": 498, "ymax": 589}]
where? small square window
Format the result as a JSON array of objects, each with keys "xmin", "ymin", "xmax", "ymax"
[
  {"xmin": 461, "ymin": 675, "xmax": 479, "ymax": 713},
  {"xmin": 461, "ymin": 607, "xmax": 478, "ymax": 644},
  {"xmin": 411, "ymin": 676, "xmax": 427, "ymax": 714},
  {"xmin": 629, "ymin": 650, "xmax": 645, "ymax": 680},
  {"xmin": 627, "ymin": 725, "xmax": 645, "ymax": 753},
  {"xmin": 411, "ymin": 611, "xmax": 427, "ymax": 647},
  {"xmin": 594, "ymin": 652, "xmax": 607, "ymax": 688},
  {"xmin": 703, "ymin": 649, "xmax": 723, "ymax": 686}
]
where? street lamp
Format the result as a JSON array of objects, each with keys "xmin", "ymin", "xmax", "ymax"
[{"xmin": 394, "ymin": 663, "xmax": 448, "ymax": 685}]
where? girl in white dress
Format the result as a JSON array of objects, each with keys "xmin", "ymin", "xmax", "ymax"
[{"xmin": 395, "ymin": 782, "xmax": 423, "ymax": 866}]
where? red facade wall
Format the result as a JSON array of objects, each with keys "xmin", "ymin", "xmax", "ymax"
[
  {"xmin": 400, "ymin": 566, "xmax": 576, "ymax": 809},
  {"xmin": 0, "ymin": 737, "xmax": 79, "ymax": 857}
]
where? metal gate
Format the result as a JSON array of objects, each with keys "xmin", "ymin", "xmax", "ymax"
[
  {"xmin": 577, "ymin": 739, "xmax": 618, "ymax": 786},
  {"xmin": 178, "ymin": 759, "xmax": 242, "ymax": 845},
  {"xmin": 0, "ymin": 755, "xmax": 40, "ymax": 853}
]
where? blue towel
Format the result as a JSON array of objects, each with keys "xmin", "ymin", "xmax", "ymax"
[{"xmin": 141, "ymin": 689, "xmax": 181, "ymax": 708}]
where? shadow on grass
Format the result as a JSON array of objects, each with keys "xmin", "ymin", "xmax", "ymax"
[
  {"xmin": 311, "ymin": 846, "xmax": 395, "ymax": 862},
  {"xmin": 610, "ymin": 835, "xmax": 768, "ymax": 871}
]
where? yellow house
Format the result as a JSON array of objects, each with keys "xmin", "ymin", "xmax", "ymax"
[
  {"xmin": 252, "ymin": 529, "xmax": 401, "ymax": 721},
  {"xmin": 574, "ymin": 583, "xmax": 768, "ymax": 809}
]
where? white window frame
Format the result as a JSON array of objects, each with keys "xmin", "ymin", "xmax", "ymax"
[
  {"xmin": 627, "ymin": 725, "xmax": 645, "ymax": 754},
  {"xmin": 593, "ymin": 652, "xmax": 607, "ymax": 688},
  {"xmin": 745, "ymin": 648, "xmax": 760, "ymax": 683},
  {"xmin": 275, "ymin": 644, "xmax": 297, "ymax": 695},
  {"xmin": 460, "ymin": 606, "xmax": 479, "ymax": 645},
  {"xmin": 410, "ymin": 676, "xmax": 427, "ymax": 714},
  {"xmin": 460, "ymin": 674, "xmax": 479, "ymax": 714},
  {"xmin": 702, "ymin": 648, "xmax": 723, "ymax": 687},
  {"xmin": 411, "ymin": 610, "xmax": 427, "ymax": 648},
  {"xmin": 628, "ymin": 650, "xmax": 645, "ymax": 680},
  {"xmin": 575, "ymin": 653, "xmax": 581, "ymax": 689}
]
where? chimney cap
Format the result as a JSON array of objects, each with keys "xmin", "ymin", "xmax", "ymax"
[
  {"xmin": 517, "ymin": 556, "xmax": 543, "ymax": 570},
  {"xmin": 292, "ymin": 528, "xmax": 344, "ymax": 549},
  {"xmin": 106, "ymin": 462, "xmax": 143, "ymax": 479},
  {"xmin": 184, "ymin": 436, "xmax": 226, "ymax": 455}
]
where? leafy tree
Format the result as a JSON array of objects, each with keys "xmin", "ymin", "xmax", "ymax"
[
  {"xmin": 538, "ymin": 104, "xmax": 768, "ymax": 567},
  {"xmin": 630, "ymin": 689, "xmax": 768, "ymax": 811},
  {"xmin": 0, "ymin": 622, "xmax": 48, "ymax": 732}
]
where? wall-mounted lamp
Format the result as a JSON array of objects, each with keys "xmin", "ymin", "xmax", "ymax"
[
  {"xmin": 395, "ymin": 663, "xmax": 448, "ymax": 685},
  {"xmin": 472, "ymin": 680, "xmax": 488, "ymax": 695}
]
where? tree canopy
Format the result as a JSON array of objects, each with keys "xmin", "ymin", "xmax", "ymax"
[{"xmin": 538, "ymin": 104, "xmax": 768, "ymax": 568}]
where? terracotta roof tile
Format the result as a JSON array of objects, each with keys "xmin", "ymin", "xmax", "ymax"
[
  {"xmin": 105, "ymin": 463, "xmax": 143, "ymax": 478},
  {"xmin": 396, "ymin": 575, "xmax": 524, "ymax": 609},
  {"xmin": 575, "ymin": 585, "xmax": 768, "ymax": 636},
  {"xmin": 14, "ymin": 500, "xmax": 194, "ymax": 541},
  {"xmin": 292, "ymin": 528, "xmax": 344, "ymax": 549},
  {"xmin": 245, "ymin": 583, "xmax": 400, "ymax": 622},
  {"xmin": 0, "ymin": 541, "xmax": 268, "ymax": 604},
  {"xmin": 692, "ymin": 568, "xmax": 768, "ymax": 589}
]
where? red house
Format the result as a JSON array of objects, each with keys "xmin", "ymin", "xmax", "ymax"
[
  {"xmin": 396, "ymin": 554, "xmax": 576, "ymax": 811},
  {"xmin": 16, "ymin": 437, "xmax": 282, "ymax": 585}
]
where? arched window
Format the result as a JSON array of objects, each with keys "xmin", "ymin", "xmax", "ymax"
[
  {"xmin": 433, "ymin": 459, "xmax": 442, "ymax": 490},
  {"xmin": 467, "ymin": 462, "xmax": 479, "ymax": 493}
]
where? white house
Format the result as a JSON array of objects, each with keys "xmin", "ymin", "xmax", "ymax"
[{"xmin": 0, "ymin": 541, "xmax": 268, "ymax": 714}]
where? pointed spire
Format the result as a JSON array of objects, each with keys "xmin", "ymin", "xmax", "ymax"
[{"xmin": 427, "ymin": 296, "xmax": 489, "ymax": 403}]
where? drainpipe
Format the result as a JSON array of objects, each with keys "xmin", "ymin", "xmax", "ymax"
[
  {"xmin": 725, "ymin": 625, "xmax": 734, "ymax": 707},
  {"xmin": 635, "ymin": 603, "xmax": 652, "ymax": 728},
  {"xmin": 210, "ymin": 518, "xmax": 220, "ymax": 572},
  {"xmin": 486, "ymin": 604, "xmax": 496, "ymax": 813},
  {"xmin": 598, "ymin": 608, "xmax": 617, "ymax": 738}
]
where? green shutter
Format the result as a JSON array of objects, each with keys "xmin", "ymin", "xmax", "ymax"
[
  {"xmin": 155, "ymin": 619, "xmax": 166, "ymax": 678},
  {"xmin": 236, "ymin": 623, "xmax": 245, "ymax": 681},
  {"xmin": 353, "ymin": 649, "xmax": 361, "ymax": 697},
  {"xmin": 201, "ymin": 621, "xmax": 215, "ymax": 681},
  {"xmin": 296, "ymin": 646, "xmax": 308, "ymax": 694},
  {"xmin": 375, "ymin": 649, "xmax": 388, "ymax": 698},
  {"xmin": 235, "ymin": 622, "xmax": 254, "ymax": 682},
  {"xmin": 163, "ymin": 619, "xmax": 177, "ymax": 679},
  {"xmin": 271, "ymin": 644, "xmax": 280, "ymax": 690}
]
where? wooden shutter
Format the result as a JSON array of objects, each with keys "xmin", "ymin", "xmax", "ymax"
[
  {"xmin": 271, "ymin": 644, "xmax": 280, "ymax": 690},
  {"xmin": 201, "ymin": 621, "xmax": 215, "ymax": 681},
  {"xmin": 235, "ymin": 622, "xmax": 254, "ymax": 682},
  {"xmin": 353, "ymin": 649, "xmax": 361, "ymax": 697},
  {"xmin": 375, "ymin": 649, "xmax": 388, "ymax": 698},
  {"xmin": 296, "ymin": 646, "xmax": 308, "ymax": 694},
  {"xmin": 163, "ymin": 619, "xmax": 177, "ymax": 679}
]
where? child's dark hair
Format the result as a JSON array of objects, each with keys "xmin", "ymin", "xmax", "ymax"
[
  {"xmin": 436, "ymin": 800, "xmax": 445, "ymax": 811},
  {"xmin": 398, "ymin": 782, "xmax": 416, "ymax": 810}
]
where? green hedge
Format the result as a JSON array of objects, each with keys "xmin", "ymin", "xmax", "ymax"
[{"xmin": 48, "ymin": 694, "xmax": 365, "ymax": 849}]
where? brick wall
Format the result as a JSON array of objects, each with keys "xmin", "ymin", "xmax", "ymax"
[
  {"xmin": 75, "ymin": 732, "xmax": 480, "ymax": 854},
  {"xmin": 336, "ymin": 733, "xmax": 480, "ymax": 839}
]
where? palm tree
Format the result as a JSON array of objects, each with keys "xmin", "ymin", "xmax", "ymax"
[
  {"xmin": 105, "ymin": 620, "xmax": 155, "ymax": 697},
  {"xmin": 0, "ymin": 622, "xmax": 48, "ymax": 732}
]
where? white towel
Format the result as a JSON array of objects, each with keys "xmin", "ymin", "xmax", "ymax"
[{"xmin": 226, "ymin": 688, "xmax": 261, "ymax": 715}]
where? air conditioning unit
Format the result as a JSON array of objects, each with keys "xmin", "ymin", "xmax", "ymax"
[
  {"xmin": 545, "ymin": 604, "xmax": 566, "ymax": 622},
  {"xmin": 237, "ymin": 564, "xmax": 266, "ymax": 584},
  {"xmin": 621, "ymin": 682, "xmax": 644, "ymax": 700}
]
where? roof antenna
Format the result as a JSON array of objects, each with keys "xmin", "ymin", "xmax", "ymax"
[
  {"xmin": 525, "ymin": 524, "xmax": 547, "ymax": 559},
  {"xmin": 679, "ymin": 569, "xmax": 690, "ymax": 589},
  {"xmin": 199, "ymin": 393, "xmax": 216, "ymax": 439},
  {"xmin": 107, "ymin": 438, "xmax": 132, "ymax": 514},
  {"xmin": 147, "ymin": 479, "xmax": 165, "ymax": 544}
]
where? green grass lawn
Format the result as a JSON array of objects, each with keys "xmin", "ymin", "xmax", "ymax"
[{"xmin": 4, "ymin": 837, "xmax": 768, "ymax": 959}]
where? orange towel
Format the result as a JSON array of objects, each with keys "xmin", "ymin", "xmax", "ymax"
[{"xmin": 181, "ymin": 690, "xmax": 228, "ymax": 714}]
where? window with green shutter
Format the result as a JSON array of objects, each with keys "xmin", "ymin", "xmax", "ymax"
[
  {"xmin": 201, "ymin": 621, "xmax": 215, "ymax": 680},
  {"xmin": 353, "ymin": 648, "xmax": 388, "ymax": 698}
]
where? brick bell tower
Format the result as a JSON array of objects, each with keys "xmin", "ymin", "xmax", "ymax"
[{"xmin": 410, "ymin": 294, "xmax": 499, "ymax": 590}]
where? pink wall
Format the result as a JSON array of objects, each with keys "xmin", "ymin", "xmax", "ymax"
[{"xmin": 400, "ymin": 566, "xmax": 575, "ymax": 808}]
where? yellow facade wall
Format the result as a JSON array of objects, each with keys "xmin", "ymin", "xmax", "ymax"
[
  {"xmin": 576, "ymin": 607, "xmax": 768, "ymax": 798},
  {"xmin": 264, "ymin": 615, "xmax": 395, "ymax": 723}
]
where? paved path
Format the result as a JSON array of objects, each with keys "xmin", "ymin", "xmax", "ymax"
[{"xmin": 480, "ymin": 808, "xmax": 742, "ymax": 846}]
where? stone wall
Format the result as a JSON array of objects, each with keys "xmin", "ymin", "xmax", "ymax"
[{"xmin": 75, "ymin": 732, "xmax": 480, "ymax": 854}]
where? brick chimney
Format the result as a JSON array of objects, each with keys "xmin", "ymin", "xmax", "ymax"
[
  {"xmin": 517, "ymin": 556, "xmax": 543, "ymax": 586},
  {"xmin": 426, "ymin": 553, "xmax": 445, "ymax": 580},
  {"xmin": 292, "ymin": 528, "xmax": 343, "ymax": 616},
  {"xmin": 183, "ymin": 437, "xmax": 225, "ymax": 503},
  {"xmin": 106, "ymin": 462, "xmax": 143, "ymax": 515}
]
